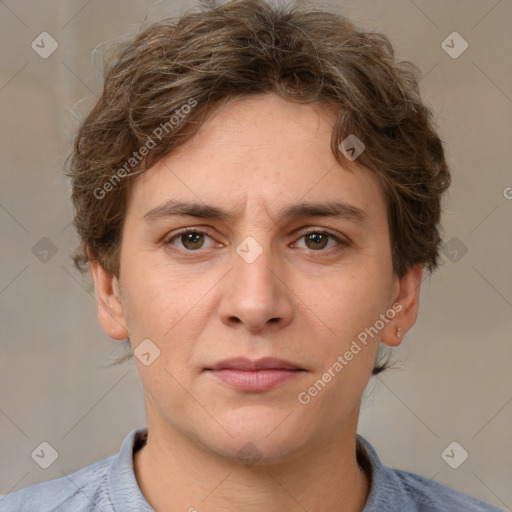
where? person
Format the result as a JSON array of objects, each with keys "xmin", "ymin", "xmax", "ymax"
[{"xmin": 0, "ymin": 0, "xmax": 505, "ymax": 510}]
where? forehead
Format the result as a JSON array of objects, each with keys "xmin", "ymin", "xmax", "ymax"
[{"xmin": 126, "ymin": 94, "xmax": 388, "ymax": 230}]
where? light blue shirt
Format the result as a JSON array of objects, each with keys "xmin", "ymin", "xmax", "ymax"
[{"xmin": 0, "ymin": 427, "xmax": 506, "ymax": 511}]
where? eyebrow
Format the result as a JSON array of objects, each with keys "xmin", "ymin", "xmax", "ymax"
[{"xmin": 143, "ymin": 199, "xmax": 369, "ymax": 226}]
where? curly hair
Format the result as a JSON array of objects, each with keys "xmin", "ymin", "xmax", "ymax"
[{"xmin": 66, "ymin": 0, "xmax": 451, "ymax": 373}]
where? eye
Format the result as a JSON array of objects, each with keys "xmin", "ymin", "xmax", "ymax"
[
  {"xmin": 293, "ymin": 229, "xmax": 348, "ymax": 252},
  {"xmin": 163, "ymin": 227, "xmax": 349, "ymax": 254},
  {"xmin": 164, "ymin": 228, "xmax": 217, "ymax": 251}
]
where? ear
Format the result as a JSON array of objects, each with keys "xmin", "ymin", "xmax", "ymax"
[
  {"xmin": 87, "ymin": 249, "xmax": 129, "ymax": 340},
  {"xmin": 381, "ymin": 263, "xmax": 423, "ymax": 347}
]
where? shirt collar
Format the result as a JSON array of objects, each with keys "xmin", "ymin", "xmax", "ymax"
[
  {"xmin": 357, "ymin": 434, "xmax": 408, "ymax": 510},
  {"xmin": 109, "ymin": 426, "xmax": 153, "ymax": 511}
]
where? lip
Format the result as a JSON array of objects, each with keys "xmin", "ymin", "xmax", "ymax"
[
  {"xmin": 204, "ymin": 357, "xmax": 306, "ymax": 392},
  {"xmin": 207, "ymin": 368, "xmax": 304, "ymax": 391},
  {"xmin": 205, "ymin": 357, "xmax": 304, "ymax": 371}
]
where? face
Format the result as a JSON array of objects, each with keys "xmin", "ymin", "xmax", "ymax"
[{"xmin": 91, "ymin": 93, "xmax": 421, "ymax": 464}]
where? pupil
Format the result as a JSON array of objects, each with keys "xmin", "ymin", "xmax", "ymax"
[
  {"xmin": 307, "ymin": 233, "xmax": 327, "ymax": 249},
  {"xmin": 183, "ymin": 233, "xmax": 203, "ymax": 249}
]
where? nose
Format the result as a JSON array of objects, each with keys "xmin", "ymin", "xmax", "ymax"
[{"xmin": 217, "ymin": 237, "xmax": 294, "ymax": 333}]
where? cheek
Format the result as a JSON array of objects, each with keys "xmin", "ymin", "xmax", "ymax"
[
  {"xmin": 310, "ymin": 270, "xmax": 385, "ymax": 340},
  {"xmin": 297, "ymin": 265, "xmax": 391, "ymax": 390},
  {"xmin": 120, "ymin": 252, "xmax": 176, "ymax": 324},
  {"xmin": 299, "ymin": 276, "xmax": 385, "ymax": 405},
  {"xmin": 120, "ymin": 263, "xmax": 215, "ymax": 358}
]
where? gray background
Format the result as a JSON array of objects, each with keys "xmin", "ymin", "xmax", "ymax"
[{"xmin": 1, "ymin": 0, "xmax": 511, "ymax": 509}]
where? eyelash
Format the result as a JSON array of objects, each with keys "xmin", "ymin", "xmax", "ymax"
[{"xmin": 163, "ymin": 227, "xmax": 350, "ymax": 255}]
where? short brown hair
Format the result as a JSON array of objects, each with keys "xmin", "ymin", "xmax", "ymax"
[{"xmin": 67, "ymin": 0, "xmax": 450, "ymax": 372}]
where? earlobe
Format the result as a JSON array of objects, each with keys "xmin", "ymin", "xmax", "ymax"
[
  {"xmin": 381, "ymin": 264, "xmax": 423, "ymax": 347},
  {"xmin": 87, "ymin": 251, "xmax": 129, "ymax": 341}
]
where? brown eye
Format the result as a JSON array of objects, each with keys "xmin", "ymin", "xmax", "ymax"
[
  {"xmin": 304, "ymin": 232, "xmax": 329, "ymax": 250},
  {"xmin": 180, "ymin": 232, "xmax": 205, "ymax": 250},
  {"xmin": 165, "ymin": 229, "xmax": 215, "ymax": 251},
  {"xmin": 293, "ymin": 230, "xmax": 348, "ymax": 253}
]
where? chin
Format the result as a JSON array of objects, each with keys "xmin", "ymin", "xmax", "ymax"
[{"xmin": 199, "ymin": 407, "xmax": 309, "ymax": 465}]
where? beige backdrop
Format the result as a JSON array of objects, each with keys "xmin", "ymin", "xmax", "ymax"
[{"xmin": 1, "ymin": 0, "xmax": 511, "ymax": 509}]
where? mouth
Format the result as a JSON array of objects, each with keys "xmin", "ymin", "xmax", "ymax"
[
  {"xmin": 204, "ymin": 356, "xmax": 305, "ymax": 371},
  {"xmin": 204, "ymin": 357, "xmax": 306, "ymax": 392}
]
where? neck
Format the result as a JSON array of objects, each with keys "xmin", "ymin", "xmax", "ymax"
[{"xmin": 133, "ymin": 416, "xmax": 370, "ymax": 512}]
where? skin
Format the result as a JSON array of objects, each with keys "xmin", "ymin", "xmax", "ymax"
[{"xmin": 89, "ymin": 93, "xmax": 422, "ymax": 512}]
